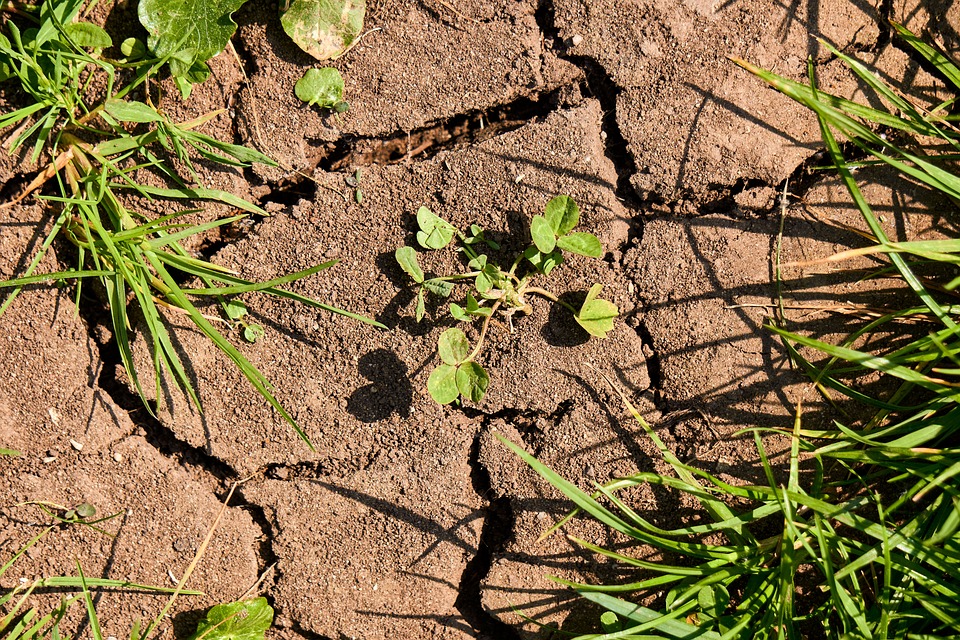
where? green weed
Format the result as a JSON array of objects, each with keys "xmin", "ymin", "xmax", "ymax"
[
  {"xmin": 396, "ymin": 196, "xmax": 618, "ymax": 404},
  {"xmin": 0, "ymin": 0, "xmax": 383, "ymax": 449},
  {"xmin": 503, "ymin": 25, "xmax": 960, "ymax": 639}
]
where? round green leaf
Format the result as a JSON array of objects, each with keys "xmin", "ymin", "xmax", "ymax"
[
  {"xmin": 530, "ymin": 214, "xmax": 556, "ymax": 254},
  {"xmin": 556, "ymin": 231, "xmax": 602, "ymax": 258},
  {"xmin": 280, "ymin": 0, "xmax": 365, "ymax": 61},
  {"xmin": 224, "ymin": 299, "xmax": 248, "ymax": 321},
  {"xmin": 75, "ymin": 503, "xmax": 96, "ymax": 518},
  {"xmin": 294, "ymin": 67, "xmax": 344, "ymax": 108},
  {"xmin": 243, "ymin": 324, "xmax": 265, "ymax": 343},
  {"xmin": 455, "ymin": 362, "xmax": 489, "ymax": 403},
  {"xmin": 121, "ymin": 37, "xmax": 146, "ymax": 58},
  {"xmin": 544, "ymin": 195, "xmax": 580, "ymax": 236},
  {"xmin": 438, "ymin": 328, "xmax": 470, "ymax": 365},
  {"xmin": 449, "ymin": 303, "xmax": 470, "ymax": 322},
  {"xmin": 427, "ymin": 364, "xmax": 459, "ymax": 405},
  {"xmin": 600, "ymin": 611, "xmax": 621, "ymax": 634}
]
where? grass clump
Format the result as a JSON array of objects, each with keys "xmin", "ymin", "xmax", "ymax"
[
  {"xmin": 0, "ymin": 0, "xmax": 383, "ymax": 449},
  {"xmin": 504, "ymin": 25, "xmax": 960, "ymax": 639}
]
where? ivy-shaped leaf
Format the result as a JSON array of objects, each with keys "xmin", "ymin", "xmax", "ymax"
[
  {"xmin": 280, "ymin": 0, "xmax": 365, "ymax": 61},
  {"xmin": 187, "ymin": 598, "xmax": 273, "ymax": 640},
  {"xmin": 575, "ymin": 284, "xmax": 618, "ymax": 338},
  {"xmin": 524, "ymin": 246, "xmax": 564, "ymax": 275},
  {"xmin": 456, "ymin": 362, "xmax": 488, "ymax": 403}
]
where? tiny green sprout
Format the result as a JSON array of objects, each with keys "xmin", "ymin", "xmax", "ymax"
[
  {"xmin": 396, "ymin": 195, "xmax": 618, "ymax": 405},
  {"xmin": 295, "ymin": 67, "xmax": 348, "ymax": 111},
  {"xmin": 243, "ymin": 323, "xmax": 265, "ymax": 343}
]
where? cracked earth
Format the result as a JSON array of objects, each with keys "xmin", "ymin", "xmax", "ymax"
[{"xmin": 1, "ymin": 0, "xmax": 957, "ymax": 638}]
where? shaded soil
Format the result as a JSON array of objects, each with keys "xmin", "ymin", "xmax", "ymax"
[{"xmin": 1, "ymin": 0, "xmax": 957, "ymax": 638}]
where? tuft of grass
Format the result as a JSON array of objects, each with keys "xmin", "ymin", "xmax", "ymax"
[
  {"xmin": 504, "ymin": 25, "xmax": 960, "ymax": 639},
  {"xmin": 0, "ymin": 0, "xmax": 384, "ymax": 449}
]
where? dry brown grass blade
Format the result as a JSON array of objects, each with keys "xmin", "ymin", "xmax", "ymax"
[{"xmin": 0, "ymin": 147, "xmax": 73, "ymax": 209}]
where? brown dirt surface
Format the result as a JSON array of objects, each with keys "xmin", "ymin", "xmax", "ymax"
[{"xmin": 1, "ymin": 1, "xmax": 955, "ymax": 639}]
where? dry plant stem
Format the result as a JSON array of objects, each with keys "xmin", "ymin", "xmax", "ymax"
[
  {"xmin": 523, "ymin": 285, "xmax": 577, "ymax": 314},
  {"xmin": 140, "ymin": 480, "xmax": 243, "ymax": 639},
  {"xmin": 465, "ymin": 298, "xmax": 502, "ymax": 362},
  {"xmin": 0, "ymin": 148, "xmax": 74, "ymax": 209}
]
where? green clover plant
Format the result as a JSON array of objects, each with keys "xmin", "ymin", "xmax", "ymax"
[{"xmin": 395, "ymin": 196, "xmax": 618, "ymax": 405}]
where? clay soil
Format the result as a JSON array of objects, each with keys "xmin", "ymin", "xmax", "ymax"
[{"xmin": 1, "ymin": 1, "xmax": 957, "ymax": 639}]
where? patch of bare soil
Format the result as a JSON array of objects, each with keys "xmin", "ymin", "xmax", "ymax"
[{"xmin": 0, "ymin": 0, "xmax": 954, "ymax": 638}]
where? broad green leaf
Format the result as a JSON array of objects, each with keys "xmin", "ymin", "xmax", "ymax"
[
  {"xmin": 524, "ymin": 246, "xmax": 564, "ymax": 275},
  {"xmin": 187, "ymin": 597, "xmax": 273, "ymax": 640},
  {"xmin": 465, "ymin": 292, "xmax": 492, "ymax": 317},
  {"xmin": 415, "ymin": 206, "xmax": 456, "ymax": 249},
  {"xmin": 294, "ymin": 67, "xmax": 345, "ymax": 108},
  {"xmin": 556, "ymin": 232, "xmax": 602, "ymax": 258},
  {"xmin": 600, "ymin": 611, "xmax": 622, "ymax": 634},
  {"xmin": 104, "ymin": 99, "xmax": 165, "ymax": 124},
  {"xmin": 138, "ymin": 0, "xmax": 246, "ymax": 73},
  {"xmin": 280, "ymin": 0, "xmax": 365, "ymax": 61},
  {"xmin": 456, "ymin": 362, "xmax": 488, "ymax": 403},
  {"xmin": 428, "ymin": 364, "xmax": 459, "ymax": 404},
  {"xmin": 422, "ymin": 279, "xmax": 453, "ymax": 297},
  {"xmin": 63, "ymin": 22, "xmax": 112, "ymax": 49},
  {"xmin": 438, "ymin": 328, "xmax": 470, "ymax": 365},
  {"xmin": 544, "ymin": 195, "xmax": 579, "ymax": 236},
  {"xmin": 575, "ymin": 284, "xmax": 618, "ymax": 338},
  {"xmin": 0, "ymin": 448, "xmax": 20, "ymax": 456},
  {"xmin": 395, "ymin": 246, "xmax": 424, "ymax": 283},
  {"xmin": 530, "ymin": 214, "xmax": 556, "ymax": 254}
]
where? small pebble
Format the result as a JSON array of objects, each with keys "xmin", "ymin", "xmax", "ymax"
[
  {"xmin": 42, "ymin": 456, "xmax": 56, "ymax": 464},
  {"xmin": 70, "ymin": 439, "xmax": 83, "ymax": 451},
  {"xmin": 113, "ymin": 452, "xmax": 122, "ymax": 463},
  {"xmin": 570, "ymin": 34, "xmax": 583, "ymax": 46}
]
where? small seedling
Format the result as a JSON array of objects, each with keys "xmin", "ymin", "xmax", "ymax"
[
  {"xmin": 395, "ymin": 196, "xmax": 618, "ymax": 404},
  {"xmin": 295, "ymin": 67, "xmax": 349, "ymax": 112}
]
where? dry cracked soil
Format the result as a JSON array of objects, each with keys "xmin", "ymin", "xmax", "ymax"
[{"xmin": 1, "ymin": 0, "xmax": 958, "ymax": 639}]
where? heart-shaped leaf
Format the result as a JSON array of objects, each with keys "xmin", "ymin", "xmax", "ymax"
[
  {"xmin": 428, "ymin": 364, "xmax": 459, "ymax": 404},
  {"xmin": 416, "ymin": 206, "xmax": 456, "ymax": 250},
  {"xmin": 544, "ymin": 195, "xmax": 579, "ymax": 236},
  {"xmin": 280, "ymin": 0, "xmax": 365, "ymax": 61},
  {"xmin": 530, "ymin": 214, "xmax": 556, "ymax": 254},
  {"xmin": 395, "ymin": 246, "xmax": 424, "ymax": 283},
  {"xmin": 575, "ymin": 284, "xmax": 618, "ymax": 338},
  {"xmin": 456, "ymin": 362, "xmax": 489, "ymax": 403},
  {"xmin": 438, "ymin": 328, "xmax": 470, "ymax": 365},
  {"xmin": 556, "ymin": 232, "xmax": 602, "ymax": 258},
  {"xmin": 187, "ymin": 597, "xmax": 273, "ymax": 640},
  {"xmin": 294, "ymin": 67, "xmax": 344, "ymax": 108}
]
